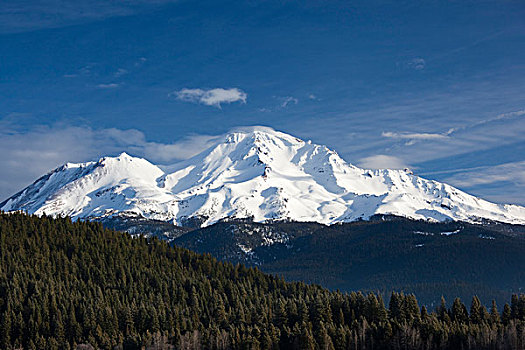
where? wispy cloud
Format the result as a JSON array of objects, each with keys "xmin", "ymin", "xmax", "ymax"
[
  {"xmin": 281, "ymin": 96, "xmax": 298, "ymax": 108},
  {"xmin": 407, "ymin": 57, "xmax": 426, "ymax": 70},
  {"xmin": 134, "ymin": 57, "xmax": 147, "ymax": 67},
  {"xmin": 435, "ymin": 161, "xmax": 525, "ymax": 205},
  {"xmin": 63, "ymin": 64, "xmax": 94, "ymax": 78},
  {"xmin": 381, "ymin": 130, "xmax": 454, "ymax": 146},
  {"xmin": 97, "ymin": 83, "xmax": 120, "ymax": 89},
  {"xmin": 454, "ymin": 109, "xmax": 525, "ymax": 133},
  {"xmin": 445, "ymin": 161, "xmax": 525, "ymax": 188},
  {"xmin": 0, "ymin": 1, "xmax": 180, "ymax": 33},
  {"xmin": 171, "ymin": 88, "xmax": 247, "ymax": 108},
  {"xmin": 382, "ymin": 131, "xmax": 450, "ymax": 141},
  {"xmin": 114, "ymin": 68, "xmax": 128, "ymax": 78},
  {"xmin": 397, "ymin": 57, "xmax": 426, "ymax": 71},
  {"xmin": 66, "ymin": 58, "xmax": 146, "ymax": 81},
  {"xmin": 431, "ymin": 30, "xmax": 506, "ymax": 62}
]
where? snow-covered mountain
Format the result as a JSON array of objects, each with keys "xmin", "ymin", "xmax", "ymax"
[{"xmin": 2, "ymin": 127, "xmax": 525, "ymax": 226}]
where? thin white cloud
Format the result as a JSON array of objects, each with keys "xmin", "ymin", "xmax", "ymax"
[
  {"xmin": 281, "ymin": 96, "xmax": 298, "ymax": 108},
  {"xmin": 114, "ymin": 68, "xmax": 128, "ymax": 78},
  {"xmin": 431, "ymin": 30, "xmax": 506, "ymax": 62},
  {"xmin": 171, "ymin": 88, "xmax": 247, "ymax": 108},
  {"xmin": 382, "ymin": 130, "xmax": 452, "ymax": 146},
  {"xmin": 436, "ymin": 161, "xmax": 525, "ymax": 204},
  {"xmin": 445, "ymin": 161, "xmax": 525, "ymax": 188},
  {"xmin": 382, "ymin": 131, "xmax": 450, "ymax": 141},
  {"xmin": 134, "ymin": 57, "xmax": 147, "ymax": 67},
  {"xmin": 63, "ymin": 64, "xmax": 94, "ymax": 78},
  {"xmin": 378, "ymin": 109, "xmax": 525, "ymax": 155},
  {"xmin": 408, "ymin": 57, "xmax": 426, "ymax": 70},
  {"xmin": 357, "ymin": 155, "xmax": 409, "ymax": 170},
  {"xmin": 459, "ymin": 109, "xmax": 525, "ymax": 132},
  {"xmin": 0, "ymin": 1, "xmax": 181, "ymax": 33},
  {"xmin": 97, "ymin": 83, "xmax": 120, "ymax": 89},
  {"xmin": 398, "ymin": 57, "xmax": 426, "ymax": 71}
]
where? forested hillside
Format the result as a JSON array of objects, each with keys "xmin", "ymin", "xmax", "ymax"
[
  {"xmin": 1, "ymin": 212, "xmax": 525, "ymax": 349},
  {"xmin": 173, "ymin": 217, "xmax": 525, "ymax": 306}
]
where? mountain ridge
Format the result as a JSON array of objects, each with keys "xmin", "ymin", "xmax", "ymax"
[{"xmin": 2, "ymin": 127, "xmax": 525, "ymax": 226}]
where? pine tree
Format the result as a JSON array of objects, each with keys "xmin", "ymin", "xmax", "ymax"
[
  {"xmin": 511, "ymin": 294, "xmax": 520, "ymax": 319},
  {"xmin": 274, "ymin": 299, "xmax": 288, "ymax": 329},
  {"xmin": 437, "ymin": 296, "xmax": 450, "ymax": 323},
  {"xmin": 316, "ymin": 322, "xmax": 335, "ymax": 350},
  {"xmin": 489, "ymin": 300, "xmax": 500, "ymax": 325},
  {"xmin": 469, "ymin": 296, "xmax": 485, "ymax": 324},
  {"xmin": 450, "ymin": 298, "xmax": 469, "ymax": 323},
  {"xmin": 389, "ymin": 292, "xmax": 403, "ymax": 321},
  {"xmin": 502, "ymin": 303, "xmax": 512, "ymax": 325},
  {"xmin": 421, "ymin": 305, "xmax": 428, "ymax": 319}
]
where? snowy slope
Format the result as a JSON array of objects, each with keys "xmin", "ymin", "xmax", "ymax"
[{"xmin": 2, "ymin": 127, "xmax": 525, "ymax": 226}]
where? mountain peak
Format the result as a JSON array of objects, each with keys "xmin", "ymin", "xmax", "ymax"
[
  {"xmin": 117, "ymin": 151, "xmax": 132, "ymax": 159},
  {"xmin": 2, "ymin": 128, "xmax": 525, "ymax": 226},
  {"xmin": 99, "ymin": 152, "xmax": 137, "ymax": 163},
  {"xmin": 222, "ymin": 126, "xmax": 305, "ymax": 147}
]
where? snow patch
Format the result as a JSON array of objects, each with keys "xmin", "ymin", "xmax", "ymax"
[
  {"xmin": 440, "ymin": 229, "xmax": 461, "ymax": 236},
  {"xmin": 414, "ymin": 231, "xmax": 434, "ymax": 236}
]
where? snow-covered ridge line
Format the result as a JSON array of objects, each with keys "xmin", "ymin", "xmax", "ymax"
[{"xmin": 2, "ymin": 127, "xmax": 525, "ymax": 226}]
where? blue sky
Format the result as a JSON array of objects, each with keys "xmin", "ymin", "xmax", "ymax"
[{"xmin": 1, "ymin": 0, "xmax": 525, "ymax": 204}]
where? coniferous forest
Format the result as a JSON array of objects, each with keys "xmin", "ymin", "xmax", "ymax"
[
  {"xmin": 1, "ymin": 212, "xmax": 525, "ymax": 349},
  {"xmin": 171, "ymin": 217, "xmax": 525, "ymax": 307}
]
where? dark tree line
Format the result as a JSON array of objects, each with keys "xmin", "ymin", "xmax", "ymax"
[{"xmin": 0, "ymin": 212, "xmax": 524, "ymax": 349}]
